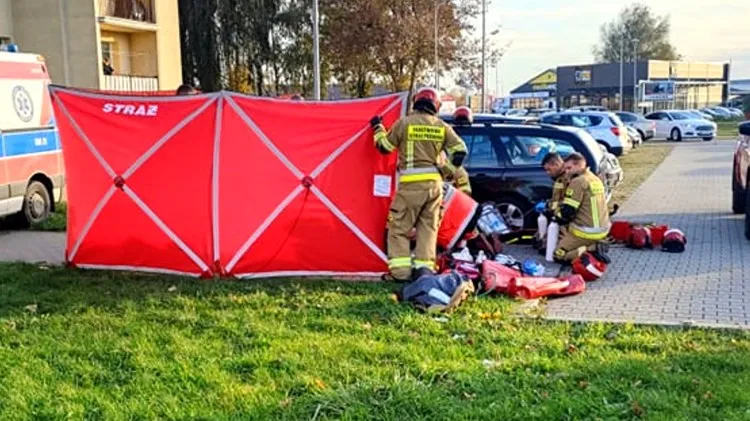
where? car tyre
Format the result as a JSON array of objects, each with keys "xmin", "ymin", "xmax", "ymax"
[
  {"xmin": 702, "ymin": 137, "xmax": 714, "ymax": 142},
  {"xmin": 671, "ymin": 128, "xmax": 682, "ymax": 142},
  {"xmin": 21, "ymin": 181, "xmax": 52, "ymax": 227},
  {"xmin": 745, "ymin": 171, "xmax": 750, "ymax": 241},
  {"xmin": 496, "ymin": 196, "xmax": 533, "ymax": 231},
  {"xmin": 733, "ymin": 164, "xmax": 745, "ymax": 214}
]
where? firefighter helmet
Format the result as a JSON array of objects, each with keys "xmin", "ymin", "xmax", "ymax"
[
  {"xmin": 662, "ymin": 229, "xmax": 687, "ymax": 253},
  {"xmin": 452, "ymin": 106, "xmax": 473, "ymax": 125},
  {"xmin": 413, "ymin": 87, "xmax": 441, "ymax": 114},
  {"xmin": 572, "ymin": 252, "xmax": 608, "ymax": 282}
]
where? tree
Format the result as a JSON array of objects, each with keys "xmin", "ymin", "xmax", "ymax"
[
  {"xmin": 593, "ymin": 3, "xmax": 680, "ymax": 63},
  {"xmin": 321, "ymin": 0, "xmax": 480, "ymax": 95},
  {"xmin": 320, "ymin": 0, "xmax": 378, "ymax": 98},
  {"xmin": 179, "ymin": 0, "xmax": 222, "ymax": 91}
]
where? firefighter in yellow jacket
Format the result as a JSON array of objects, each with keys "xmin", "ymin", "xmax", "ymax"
[
  {"xmin": 438, "ymin": 106, "xmax": 473, "ymax": 194},
  {"xmin": 553, "ymin": 152, "xmax": 610, "ymax": 262},
  {"xmin": 371, "ymin": 87, "xmax": 468, "ymax": 281}
]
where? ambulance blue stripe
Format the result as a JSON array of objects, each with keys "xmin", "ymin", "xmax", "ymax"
[{"xmin": 0, "ymin": 129, "xmax": 60, "ymax": 158}]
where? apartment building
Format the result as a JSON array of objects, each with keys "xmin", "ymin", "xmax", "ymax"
[{"xmin": 0, "ymin": 0, "xmax": 182, "ymax": 92}]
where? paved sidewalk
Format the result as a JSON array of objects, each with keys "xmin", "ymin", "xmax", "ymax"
[
  {"xmin": 0, "ymin": 231, "xmax": 65, "ymax": 264},
  {"xmin": 545, "ymin": 141, "xmax": 750, "ymax": 329}
]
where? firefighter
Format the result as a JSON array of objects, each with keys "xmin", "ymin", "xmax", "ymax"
[
  {"xmin": 438, "ymin": 107, "xmax": 473, "ymax": 195},
  {"xmin": 371, "ymin": 87, "xmax": 468, "ymax": 281},
  {"xmin": 536, "ymin": 152, "xmax": 569, "ymax": 240},
  {"xmin": 553, "ymin": 152, "xmax": 610, "ymax": 262}
]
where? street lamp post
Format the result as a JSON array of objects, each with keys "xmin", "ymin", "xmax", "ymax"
[
  {"xmin": 312, "ymin": 0, "xmax": 321, "ymax": 100},
  {"xmin": 434, "ymin": 2, "xmax": 439, "ymax": 91},
  {"xmin": 480, "ymin": 0, "xmax": 486, "ymax": 112},
  {"xmin": 632, "ymin": 39, "xmax": 638, "ymax": 112},
  {"xmin": 619, "ymin": 38, "xmax": 624, "ymax": 111}
]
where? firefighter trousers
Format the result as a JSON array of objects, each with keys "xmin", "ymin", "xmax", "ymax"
[
  {"xmin": 387, "ymin": 180, "xmax": 443, "ymax": 280},
  {"xmin": 554, "ymin": 228, "xmax": 598, "ymax": 262}
]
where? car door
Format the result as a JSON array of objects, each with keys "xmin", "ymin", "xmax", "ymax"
[
  {"xmin": 646, "ymin": 112, "xmax": 667, "ymax": 137},
  {"xmin": 456, "ymin": 128, "xmax": 504, "ymax": 205}
]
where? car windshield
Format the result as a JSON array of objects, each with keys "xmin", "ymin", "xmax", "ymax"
[
  {"xmin": 617, "ymin": 113, "xmax": 636, "ymax": 122},
  {"xmin": 671, "ymin": 112, "xmax": 692, "ymax": 120}
]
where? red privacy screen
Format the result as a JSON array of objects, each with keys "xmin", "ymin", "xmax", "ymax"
[{"xmin": 51, "ymin": 87, "xmax": 407, "ymax": 278}]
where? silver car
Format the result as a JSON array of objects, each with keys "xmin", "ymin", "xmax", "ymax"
[{"xmin": 615, "ymin": 112, "xmax": 656, "ymax": 141}]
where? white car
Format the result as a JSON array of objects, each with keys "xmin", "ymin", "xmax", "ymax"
[
  {"xmin": 645, "ymin": 110, "xmax": 717, "ymax": 141},
  {"xmin": 540, "ymin": 111, "xmax": 632, "ymax": 156}
]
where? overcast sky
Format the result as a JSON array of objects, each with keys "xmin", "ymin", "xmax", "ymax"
[{"xmin": 476, "ymin": 0, "xmax": 750, "ymax": 96}]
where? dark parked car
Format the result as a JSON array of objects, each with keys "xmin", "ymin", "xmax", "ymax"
[
  {"xmin": 445, "ymin": 120, "xmax": 623, "ymax": 230},
  {"xmin": 732, "ymin": 121, "xmax": 750, "ymax": 240}
]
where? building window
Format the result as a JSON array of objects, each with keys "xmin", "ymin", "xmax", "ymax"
[
  {"xmin": 0, "ymin": 36, "xmax": 11, "ymax": 48},
  {"xmin": 101, "ymin": 41, "xmax": 112, "ymax": 61},
  {"xmin": 101, "ymin": 41, "xmax": 114, "ymax": 75}
]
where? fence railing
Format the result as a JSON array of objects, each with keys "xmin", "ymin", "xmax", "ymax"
[
  {"xmin": 103, "ymin": 75, "xmax": 159, "ymax": 92},
  {"xmin": 98, "ymin": 0, "xmax": 155, "ymax": 24}
]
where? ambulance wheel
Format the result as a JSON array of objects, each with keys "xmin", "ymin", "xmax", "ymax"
[
  {"xmin": 496, "ymin": 196, "xmax": 531, "ymax": 231},
  {"xmin": 22, "ymin": 181, "xmax": 52, "ymax": 227}
]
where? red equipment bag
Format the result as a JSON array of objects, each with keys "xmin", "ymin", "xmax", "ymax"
[
  {"xmin": 649, "ymin": 225, "xmax": 670, "ymax": 247},
  {"xmin": 609, "ymin": 221, "xmax": 632, "ymax": 243},
  {"xmin": 438, "ymin": 185, "xmax": 479, "ymax": 250},
  {"xmin": 572, "ymin": 252, "xmax": 609, "ymax": 282},
  {"xmin": 481, "ymin": 260, "xmax": 521, "ymax": 294},
  {"xmin": 508, "ymin": 276, "xmax": 571, "ymax": 300},
  {"xmin": 554, "ymin": 274, "xmax": 586, "ymax": 297},
  {"xmin": 628, "ymin": 225, "xmax": 652, "ymax": 249}
]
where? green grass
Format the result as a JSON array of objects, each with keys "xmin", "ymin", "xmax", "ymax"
[
  {"xmin": 2, "ymin": 263, "xmax": 750, "ymax": 420},
  {"xmin": 717, "ymin": 120, "xmax": 744, "ymax": 138},
  {"xmin": 611, "ymin": 143, "xmax": 674, "ymax": 206},
  {"xmin": 30, "ymin": 202, "xmax": 67, "ymax": 232}
]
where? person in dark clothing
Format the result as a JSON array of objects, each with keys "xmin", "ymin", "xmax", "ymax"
[{"xmin": 176, "ymin": 84, "xmax": 198, "ymax": 96}]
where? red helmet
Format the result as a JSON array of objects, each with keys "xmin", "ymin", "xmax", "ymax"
[
  {"xmin": 453, "ymin": 106, "xmax": 473, "ymax": 125},
  {"xmin": 413, "ymin": 87, "xmax": 441, "ymax": 113},
  {"xmin": 572, "ymin": 252, "xmax": 608, "ymax": 282},
  {"xmin": 662, "ymin": 229, "xmax": 686, "ymax": 253},
  {"xmin": 628, "ymin": 225, "xmax": 652, "ymax": 249}
]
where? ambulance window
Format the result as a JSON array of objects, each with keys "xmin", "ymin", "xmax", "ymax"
[{"xmin": 464, "ymin": 135, "xmax": 499, "ymax": 168}]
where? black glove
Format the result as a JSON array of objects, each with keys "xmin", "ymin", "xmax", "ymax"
[{"xmin": 370, "ymin": 116, "xmax": 383, "ymax": 129}]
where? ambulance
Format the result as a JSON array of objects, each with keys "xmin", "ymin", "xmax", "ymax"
[{"xmin": 0, "ymin": 47, "xmax": 63, "ymax": 226}]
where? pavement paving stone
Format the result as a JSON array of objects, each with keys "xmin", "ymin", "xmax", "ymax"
[{"xmin": 539, "ymin": 142, "xmax": 750, "ymax": 329}]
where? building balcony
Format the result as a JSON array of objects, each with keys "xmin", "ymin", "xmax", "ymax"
[
  {"xmin": 103, "ymin": 74, "xmax": 159, "ymax": 92},
  {"xmin": 98, "ymin": 0, "xmax": 157, "ymax": 32}
]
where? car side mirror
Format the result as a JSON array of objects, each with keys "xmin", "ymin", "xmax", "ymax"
[{"xmin": 740, "ymin": 122, "xmax": 750, "ymax": 136}]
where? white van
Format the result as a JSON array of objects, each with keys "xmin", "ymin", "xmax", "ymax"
[{"xmin": 0, "ymin": 50, "xmax": 64, "ymax": 226}]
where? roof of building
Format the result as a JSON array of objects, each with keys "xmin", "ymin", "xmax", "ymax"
[{"xmin": 510, "ymin": 69, "xmax": 557, "ymax": 94}]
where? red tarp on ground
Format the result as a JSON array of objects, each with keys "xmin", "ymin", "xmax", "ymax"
[{"xmin": 50, "ymin": 87, "xmax": 407, "ymax": 278}]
